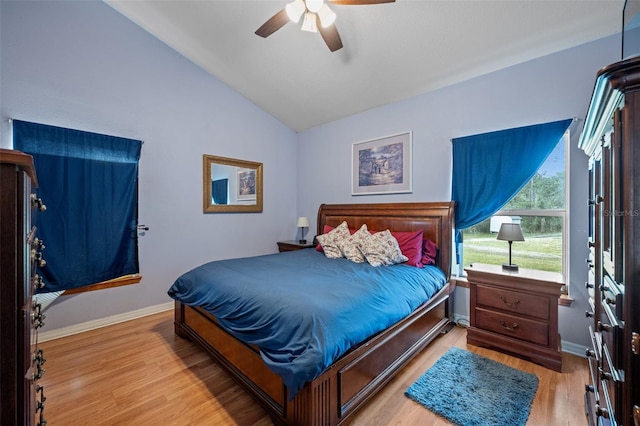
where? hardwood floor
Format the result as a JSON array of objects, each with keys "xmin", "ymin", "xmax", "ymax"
[{"xmin": 38, "ymin": 310, "xmax": 588, "ymax": 425}]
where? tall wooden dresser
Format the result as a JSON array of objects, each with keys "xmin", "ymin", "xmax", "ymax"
[
  {"xmin": 0, "ymin": 149, "xmax": 48, "ymax": 425},
  {"xmin": 580, "ymin": 57, "xmax": 640, "ymax": 426}
]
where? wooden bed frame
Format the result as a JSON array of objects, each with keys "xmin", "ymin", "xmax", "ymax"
[{"xmin": 174, "ymin": 201, "xmax": 456, "ymax": 425}]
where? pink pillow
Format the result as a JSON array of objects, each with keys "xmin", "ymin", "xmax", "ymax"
[
  {"xmin": 421, "ymin": 238, "xmax": 438, "ymax": 266},
  {"xmin": 389, "ymin": 230, "xmax": 424, "ymax": 267}
]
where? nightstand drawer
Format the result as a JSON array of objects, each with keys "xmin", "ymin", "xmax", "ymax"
[
  {"xmin": 475, "ymin": 308, "xmax": 549, "ymax": 346},
  {"xmin": 476, "ymin": 285, "xmax": 550, "ymax": 320}
]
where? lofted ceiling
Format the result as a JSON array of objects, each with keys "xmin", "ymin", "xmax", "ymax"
[{"xmin": 105, "ymin": 0, "xmax": 623, "ymax": 132}]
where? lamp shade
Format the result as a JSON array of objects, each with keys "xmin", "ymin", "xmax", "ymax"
[
  {"xmin": 305, "ymin": 0, "xmax": 324, "ymax": 13},
  {"xmin": 496, "ymin": 223, "xmax": 525, "ymax": 242},
  {"xmin": 296, "ymin": 217, "xmax": 310, "ymax": 228},
  {"xmin": 301, "ymin": 12, "xmax": 318, "ymax": 32},
  {"xmin": 317, "ymin": 3, "xmax": 336, "ymax": 27},
  {"xmin": 286, "ymin": 0, "xmax": 305, "ymax": 23}
]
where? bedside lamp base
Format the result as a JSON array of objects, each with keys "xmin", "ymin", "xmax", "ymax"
[{"xmin": 502, "ymin": 263, "xmax": 519, "ymax": 272}]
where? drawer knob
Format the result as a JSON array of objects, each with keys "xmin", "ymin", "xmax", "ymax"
[
  {"xmin": 33, "ymin": 274, "xmax": 45, "ymax": 289},
  {"xmin": 585, "ymin": 383, "xmax": 594, "ymax": 393},
  {"xmin": 597, "ymin": 321, "xmax": 612, "ymax": 333},
  {"xmin": 31, "ymin": 303, "xmax": 46, "ymax": 328},
  {"xmin": 32, "ymin": 249, "xmax": 47, "ymax": 268},
  {"xmin": 33, "ymin": 348, "xmax": 46, "ymax": 365},
  {"xmin": 36, "ymin": 385, "xmax": 47, "ymax": 426},
  {"xmin": 37, "ymin": 409, "xmax": 47, "ymax": 426},
  {"xmin": 500, "ymin": 296, "xmax": 520, "ymax": 308},
  {"xmin": 36, "ymin": 384, "xmax": 46, "ymax": 405},
  {"xmin": 32, "ymin": 363, "xmax": 46, "ymax": 381},
  {"xmin": 35, "ymin": 385, "xmax": 47, "ymax": 426},
  {"xmin": 34, "ymin": 237, "xmax": 46, "ymax": 251},
  {"xmin": 595, "ymin": 404, "xmax": 610, "ymax": 419},
  {"xmin": 598, "ymin": 367, "xmax": 613, "ymax": 381},
  {"xmin": 30, "ymin": 194, "xmax": 47, "ymax": 211},
  {"xmin": 585, "ymin": 348, "xmax": 596, "ymax": 358},
  {"xmin": 499, "ymin": 320, "xmax": 519, "ymax": 331},
  {"xmin": 585, "ymin": 310, "xmax": 594, "ymax": 318}
]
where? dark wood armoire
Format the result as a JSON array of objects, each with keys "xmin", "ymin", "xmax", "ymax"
[
  {"xmin": 0, "ymin": 149, "xmax": 47, "ymax": 425},
  {"xmin": 580, "ymin": 57, "xmax": 640, "ymax": 426}
]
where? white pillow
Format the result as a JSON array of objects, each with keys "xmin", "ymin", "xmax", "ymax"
[
  {"xmin": 316, "ymin": 221, "xmax": 350, "ymax": 258},
  {"xmin": 338, "ymin": 224, "xmax": 370, "ymax": 263},
  {"xmin": 359, "ymin": 229, "xmax": 408, "ymax": 267}
]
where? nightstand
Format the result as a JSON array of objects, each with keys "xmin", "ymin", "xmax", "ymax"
[
  {"xmin": 277, "ymin": 240, "xmax": 315, "ymax": 252},
  {"xmin": 465, "ymin": 263, "xmax": 563, "ymax": 372}
]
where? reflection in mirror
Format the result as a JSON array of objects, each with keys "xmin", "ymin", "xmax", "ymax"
[{"xmin": 203, "ymin": 154, "xmax": 263, "ymax": 213}]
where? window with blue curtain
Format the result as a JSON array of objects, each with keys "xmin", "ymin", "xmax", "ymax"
[
  {"xmin": 13, "ymin": 120, "xmax": 142, "ymax": 293},
  {"xmin": 211, "ymin": 178, "xmax": 228, "ymax": 205},
  {"xmin": 451, "ymin": 119, "xmax": 572, "ymax": 267}
]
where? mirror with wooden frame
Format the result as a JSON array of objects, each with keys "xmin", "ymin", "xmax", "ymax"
[{"xmin": 203, "ymin": 154, "xmax": 263, "ymax": 213}]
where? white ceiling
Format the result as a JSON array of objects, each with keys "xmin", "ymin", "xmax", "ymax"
[{"xmin": 105, "ymin": 0, "xmax": 623, "ymax": 132}]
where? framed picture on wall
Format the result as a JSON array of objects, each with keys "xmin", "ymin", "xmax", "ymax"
[
  {"xmin": 352, "ymin": 131, "xmax": 412, "ymax": 195},
  {"xmin": 237, "ymin": 168, "xmax": 257, "ymax": 200}
]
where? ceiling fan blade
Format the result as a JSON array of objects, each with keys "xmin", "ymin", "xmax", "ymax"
[
  {"xmin": 255, "ymin": 9, "xmax": 289, "ymax": 38},
  {"xmin": 329, "ymin": 0, "xmax": 395, "ymax": 5},
  {"xmin": 318, "ymin": 23, "xmax": 343, "ymax": 52}
]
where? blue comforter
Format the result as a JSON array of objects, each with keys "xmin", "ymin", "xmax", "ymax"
[{"xmin": 167, "ymin": 249, "xmax": 446, "ymax": 398}]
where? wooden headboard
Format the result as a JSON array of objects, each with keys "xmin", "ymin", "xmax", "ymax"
[{"xmin": 317, "ymin": 202, "xmax": 455, "ymax": 280}]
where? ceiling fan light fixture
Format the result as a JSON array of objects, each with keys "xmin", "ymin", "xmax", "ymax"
[
  {"xmin": 301, "ymin": 12, "xmax": 318, "ymax": 32},
  {"xmin": 305, "ymin": 0, "xmax": 324, "ymax": 13},
  {"xmin": 286, "ymin": 0, "xmax": 306, "ymax": 23},
  {"xmin": 317, "ymin": 4, "xmax": 336, "ymax": 28}
]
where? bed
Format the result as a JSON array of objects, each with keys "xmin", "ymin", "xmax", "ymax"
[{"xmin": 171, "ymin": 201, "xmax": 455, "ymax": 425}]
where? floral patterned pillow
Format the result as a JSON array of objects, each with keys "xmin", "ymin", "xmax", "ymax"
[
  {"xmin": 359, "ymin": 229, "xmax": 408, "ymax": 267},
  {"xmin": 338, "ymin": 224, "xmax": 370, "ymax": 263},
  {"xmin": 316, "ymin": 221, "xmax": 350, "ymax": 258}
]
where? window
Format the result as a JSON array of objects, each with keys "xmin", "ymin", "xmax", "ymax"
[
  {"xmin": 13, "ymin": 120, "xmax": 142, "ymax": 294},
  {"xmin": 462, "ymin": 132, "xmax": 568, "ymax": 279}
]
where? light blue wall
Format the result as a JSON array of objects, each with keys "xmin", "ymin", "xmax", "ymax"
[
  {"xmin": 1, "ymin": 0, "xmax": 298, "ymax": 331},
  {"xmin": 0, "ymin": 0, "xmax": 624, "ymax": 349},
  {"xmin": 296, "ymin": 35, "xmax": 620, "ymax": 349}
]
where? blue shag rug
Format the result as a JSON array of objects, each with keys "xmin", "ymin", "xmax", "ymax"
[{"xmin": 405, "ymin": 347, "xmax": 539, "ymax": 426}]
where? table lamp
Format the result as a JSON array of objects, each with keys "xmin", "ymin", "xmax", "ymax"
[
  {"xmin": 496, "ymin": 222, "xmax": 525, "ymax": 271},
  {"xmin": 297, "ymin": 216, "xmax": 309, "ymax": 244}
]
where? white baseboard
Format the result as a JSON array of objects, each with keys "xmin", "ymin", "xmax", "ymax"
[
  {"xmin": 38, "ymin": 301, "xmax": 174, "ymax": 342},
  {"xmin": 561, "ymin": 340, "xmax": 587, "ymax": 358},
  {"xmin": 453, "ymin": 313, "xmax": 470, "ymax": 328}
]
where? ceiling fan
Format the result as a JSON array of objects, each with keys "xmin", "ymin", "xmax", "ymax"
[{"xmin": 255, "ymin": 0, "xmax": 395, "ymax": 52}]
